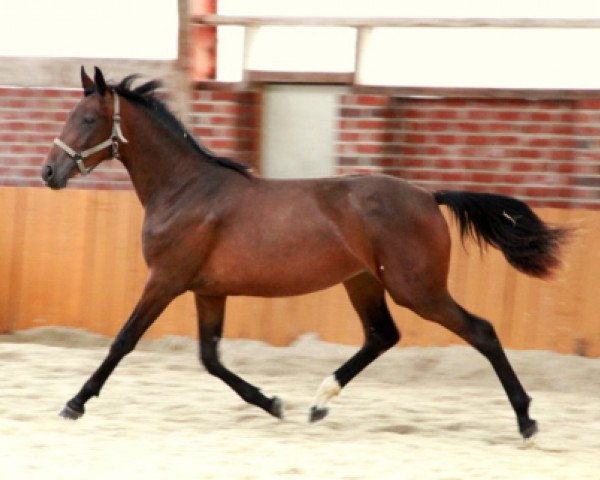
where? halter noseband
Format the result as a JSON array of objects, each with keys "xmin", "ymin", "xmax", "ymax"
[{"xmin": 53, "ymin": 93, "xmax": 128, "ymax": 176}]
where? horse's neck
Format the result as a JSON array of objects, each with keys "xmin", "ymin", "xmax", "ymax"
[{"xmin": 120, "ymin": 111, "xmax": 218, "ymax": 207}]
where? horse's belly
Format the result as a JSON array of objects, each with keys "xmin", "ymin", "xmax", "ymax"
[{"xmin": 199, "ymin": 248, "xmax": 364, "ymax": 297}]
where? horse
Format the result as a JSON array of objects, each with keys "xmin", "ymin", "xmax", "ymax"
[{"xmin": 42, "ymin": 67, "xmax": 567, "ymax": 439}]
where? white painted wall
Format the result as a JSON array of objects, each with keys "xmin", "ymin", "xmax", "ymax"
[
  {"xmin": 219, "ymin": 0, "xmax": 599, "ymax": 18},
  {"xmin": 217, "ymin": 0, "xmax": 600, "ymax": 89},
  {"xmin": 359, "ymin": 27, "xmax": 600, "ymax": 89},
  {"xmin": 0, "ymin": 0, "xmax": 178, "ymax": 59},
  {"xmin": 261, "ymin": 85, "xmax": 347, "ymax": 179}
]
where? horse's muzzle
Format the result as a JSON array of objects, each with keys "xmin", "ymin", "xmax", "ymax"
[
  {"xmin": 41, "ymin": 163, "xmax": 67, "ymax": 190},
  {"xmin": 41, "ymin": 164, "xmax": 54, "ymax": 182}
]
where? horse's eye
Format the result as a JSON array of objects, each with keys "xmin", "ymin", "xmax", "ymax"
[{"xmin": 83, "ymin": 116, "xmax": 96, "ymax": 125}]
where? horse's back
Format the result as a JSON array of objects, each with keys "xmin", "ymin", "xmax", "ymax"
[
  {"xmin": 344, "ymin": 174, "xmax": 437, "ymax": 217},
  {"xmin": 251, "ymin": 173, "xmax": 449, "ymax": 267},
  {"xmin": 340, "ymin": 174, "xmax": 447, "ymax": 241}
]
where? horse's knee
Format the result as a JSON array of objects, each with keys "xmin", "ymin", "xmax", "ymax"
[
  {"xmin": 470, "ymin": 317, "xmax": 496, "ymax": 341},
  {"xmin": 110, "ymin": 335, "xmax": 136, "ymax": 357},
  {"xmin": 200, "ymin": 348, "xmax": 263, "ymax": 405}
]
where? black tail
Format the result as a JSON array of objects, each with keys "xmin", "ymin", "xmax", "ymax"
[{"xmin": 434, "ymin": 190, "xmax": 568, "ymax": 278}]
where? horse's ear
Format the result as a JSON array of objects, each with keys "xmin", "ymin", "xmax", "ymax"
[
  {"xmin": 81, "ymin": 66, "xmax": 94, "ymax": 96},
  {"xmin": 94, "ymin": 66, "xmax": 107, "ymax": 96}
]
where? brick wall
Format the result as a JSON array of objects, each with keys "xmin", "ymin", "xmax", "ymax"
[
  {"xmin": 337, "ymin": 95, "xmax": 600, "ymax": 209},
  {"xmin": 0, "ymin": 86, "xmax": 260, "ymax": 189},
  {"xmin": 0, "ymin": 86, "xmax": 131, "ymax": 189},
  {"xmin": 187, "ymin": 89, "xmax": 261, "ymax": 171},
  {"xmin": 0, "ymin": 86, "xmax": 71, "ymax": 188},
  {"xmin": 2, "ymin": 85, "xmax": 600, "ymax": 209}
]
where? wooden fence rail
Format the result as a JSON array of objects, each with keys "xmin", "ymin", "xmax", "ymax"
[{"xmin": 1, "ymin": 187, "xmax": 598, "ymax": 356}]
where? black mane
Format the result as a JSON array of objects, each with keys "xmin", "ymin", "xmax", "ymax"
[{"xmin": 109, "ymin": 75, "xmax": 251, "ymax": 176}]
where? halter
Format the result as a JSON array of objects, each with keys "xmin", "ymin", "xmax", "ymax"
[{"xmin": 53, "ymin": 93, "xmax": 128, "ymax": 176}]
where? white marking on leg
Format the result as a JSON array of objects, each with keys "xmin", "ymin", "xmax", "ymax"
[{"xmin": 312, "ymin": 375, "xmax": 341, "ymax": 410}]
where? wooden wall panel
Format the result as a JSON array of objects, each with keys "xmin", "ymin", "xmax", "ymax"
[
  {"xmin": 0, "ymin": 187, "xmax": 598, "ymax": 356},
  {"xmin": 0, "ymin": 188, "xmax": 22, "ymax": 333}
]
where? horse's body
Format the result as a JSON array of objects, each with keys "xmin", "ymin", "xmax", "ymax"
[
  {"xmin": 148, "ymin": 173, "xmax": 443, "ymax": 299},
  {"xmin": 42, "ymin": 68, "xmax": 566, "ymax": 439}
]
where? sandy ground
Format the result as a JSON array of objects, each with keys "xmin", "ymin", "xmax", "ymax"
[{"xmin": 0, "ymin": 327, "xmax": 599, "ymax": 480}]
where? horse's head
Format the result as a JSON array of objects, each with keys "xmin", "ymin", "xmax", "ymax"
[{"xmin": 42, "ymin": 66, "xmax": 127, "ymax": 189}]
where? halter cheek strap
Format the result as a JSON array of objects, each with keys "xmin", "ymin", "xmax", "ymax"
[{"xmin": 53, "ymin": 93, "xmax": 128, "ymax": 176}]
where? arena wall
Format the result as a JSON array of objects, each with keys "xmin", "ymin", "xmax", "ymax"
[
  {"xmin": 0, "ymin": 186, "xmax": 598, "ymax": 357},
  {"xmin": 0, "ymin": 84, "xmax": 599, "ymax": 356}
]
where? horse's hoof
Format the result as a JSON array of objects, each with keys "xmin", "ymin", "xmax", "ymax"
[
  {"xmin": 270, "ymin": 396, "xmax": 284, "ymax": 419},
  {"xmin": 309, "ymin": 405, "xmax": 328, "ymax": 423},
  {"xmin": 520, "ymin": 419, "xmax": 538, "ymax": 440},
  {"xmin": 59, "ymin": 403, "xmax": 84, "ymax": 420}
]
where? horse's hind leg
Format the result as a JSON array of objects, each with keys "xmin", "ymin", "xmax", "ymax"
[
  {"xmin": 309, "ymin": 271, "xmax": 399, "ymax": 422},
  {"xmin": 411, "ymin": 293, "xmax": 537, "ymax": 439},
  {"xmin": 195, "ymin": 294, "xmax": 283, "ymax": 418}
]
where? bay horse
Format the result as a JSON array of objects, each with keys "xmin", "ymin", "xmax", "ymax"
[{"xmin": 42, "ymin": 67, "xmax": 566, "ymax": 439}]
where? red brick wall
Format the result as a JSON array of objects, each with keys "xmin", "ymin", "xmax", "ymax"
[
  {"xmin": 2, "ymin": 85, "xmax": 600, "ymax": 209},
  {"xmin": 0, "ymin": 86, "xmax": 70, "ymax": 188},
  {"xmin": 0, "ymin": 86, "xmax": 260, "ymax": 189},
  {"xmin": 187, "ymin": 89, "xmax": 261, "ymax": 171},
  {"xmin": 0, "ymin": 86, "xmax": 131, "ymax": 189},
  {"xmin": 337, "ymin": 95, "xmax": 600, "ymax": 209}
]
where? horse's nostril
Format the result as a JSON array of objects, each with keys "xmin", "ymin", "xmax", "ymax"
[{"xmin": 42, "ymin": 165, "xmax": 54, "ymax": 181}]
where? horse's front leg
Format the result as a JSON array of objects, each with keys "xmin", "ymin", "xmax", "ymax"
[
  {"xmin": 195, "ymin": 294, "xmax": 283, "ymax": 418},
  {"xmin": 59, "ymin": 276, "xmax": 178, "ymax": 419}
]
